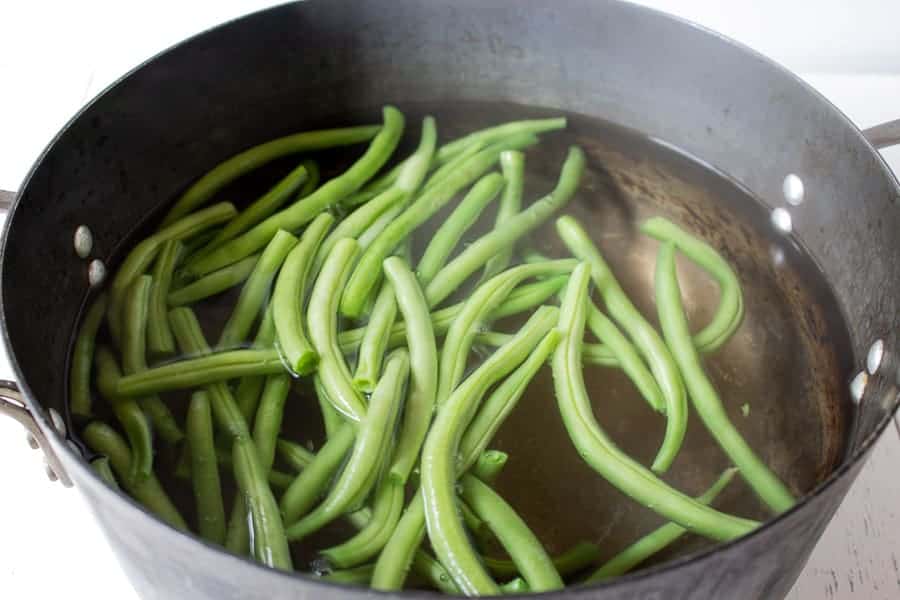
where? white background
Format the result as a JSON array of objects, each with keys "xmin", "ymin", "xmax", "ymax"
[{"xmin": 1, "ymin": 2, "xmax": 899, "ymax": 599}]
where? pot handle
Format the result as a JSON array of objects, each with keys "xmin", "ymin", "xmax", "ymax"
[
  {"xmin": 0, "ymin": 380, "xmax": 73, "ymax": 486},
  {"xmin": 862, "ymin": 119, "xmax": 900, "ymax": 149}
]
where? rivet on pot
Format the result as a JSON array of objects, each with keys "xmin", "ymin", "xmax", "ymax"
[
  {"xmin": 849, "ymin": 371, "xmax": 868, "ymax": 404},
  {"xmin": 74, "ymin": 225, "xmax": 93, "ymax": 258},
  {"xmin": 866, "ymin": 339, "xmax": 884, "ymax": 375},
  {"xmin": 771, "ymin": 207, "xmax": 793, "ymax": 234},
  {"xmin": 88, "ymin": 259, "xmax": 107, "ymax": 287},
  {"xmin": 49, "ymin": 407, "xmax": 66, "ymax": 436},
  {"xmin": 782, "ymin": 174, "xmax": 804, "ymax": 206}
]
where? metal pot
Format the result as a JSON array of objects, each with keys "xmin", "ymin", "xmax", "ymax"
[{"xmin": 1, "ymin": 1, "xmax": 897, "ymax": 598}]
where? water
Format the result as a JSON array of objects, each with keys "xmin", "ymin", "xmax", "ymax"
[{"xmin": 70, "ymin": 101, "xmax": 853, "ymax": 580}]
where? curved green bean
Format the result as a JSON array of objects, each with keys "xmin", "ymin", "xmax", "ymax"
[
  {"xmin": 90, "ymin": 456, "xmax": 119, "ymax": 490},
  {"xmin": 70, "ymin": 293, "xmax": 108, "ymax": 417},
  {"xmin": 436, "ymin": 117, "xmax": 566, "ymax": 163},
  {"xmin": 587, "ymin": 467, "xmax": 738, "ymax": 582},
  {"xmin": 186, "ymin": 391, "xmax": 227, "ymax": 544},
  {"xmin": 272, "ymin": 213, "xmax": 334, "ymax": 374},
  {"xmin": 321, "ymin": 564, "xmax": 375, "ymax": 586},
  {"xmin": 655, "ymin": 242, "xmax": 795, "ymax": 513},
  {"xmin": 161, "ymin": 124, "xmax": 380, "ymax": 226},
  {"xmin": 419, "ymin": 139, "xmax": 486, "ymax": 194},
  {"xmin": 556, "ymin": 215, "xmax": 685, "ymax": 473},
  {"xmin": 287, "ymin": 349, "xmax": 408, "ymax": 541},
  {"xmin": 321, "ymin": 479, "xmax": 405, "ymax": 568},
  {"xmin": 641, "ymin": 216, "xmax": 744, "ymax": 351},
  {"xmin": 416, "ymin": 172, "xmax": 504, "ymax": 284},
  {"xmin": 424, "ymin": 146, "xmax": 585, "ymax": 307},
  {"xmin": 218, "ymin": 229, "xmax": 297, "ymax": 347},
  {"xmin": 340, "ymin": 132, "xmax": 539, "ymax": 318},
  {"xmin": 421, "ymin": 307, "xmax": 560, "ymax": 595},
  {"xmin": 471, "ymin": 450, "xmax": 509, "ymax": 485},
  {"xmin": 352, "ymin": 282, "xmax": 397, "ymax": 392},
  {"xmin": 481, "ymin": 150, "xmax": 525, "ymax": 281},
  {"xmin": 297, "ymin": 159, "xmax": 320, "ymax": 198},
  {"xmin": 168, "ymin": 254, "xmax": 259, "ymax": 307},
  {"xmin": 460, "ymin": 473, "xmax": 563, "ymax": 592},
  {"xmin": 307, "ymin": 238, "xmax": 366, "ymax": 421},
  {"xmin": 484, "ymin": 541, "xmax": 601, "ymax": 580},
  {"xmin": 115, "ymin": 348, "xmax": 284, "ymax": 397},
  {"xmin": 83, "ymin": 421, "xmax": 187, "ymax": 531},
  {"xmin": 552, "ymin": 262, "xmax": 758, "ymax": 541},
  {"xmin": 232, "ymin": 435, "xmax": 293, "ymax": 570},
  {"xmin": 198, "ymin": 161, "xmax": 309, "ymax": 254},
  {"xmin": 147, "ymin": 240, "xmax": 183, "ymax": 357},
  {"xmin": 276, "ymin": 438, "xmax": 316, "ymax": 472},
  {"xmin": 371, "ymin": 492, "xmax": 427, "ymax": 591},
  {"xmin": 383, "ymin": 257, "xmax": 438, "ymax": 484},
  {"xmin": 183, "ymin": 107, "xmax": 404, "ymax": 278},
  {"xmin": 280, "ymin": 423, "xmax": 355, "ymax": 524}
]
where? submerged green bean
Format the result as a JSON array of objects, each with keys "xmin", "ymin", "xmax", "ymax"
[
  {"xmin": 187, "ymin": 391, "xmax": 227, "ymax": 544},
  {"xmin": 353, "ymin": 282, "xmax": 397, "ymax": 392},
  {"xmin": 276, "ymin": 438, "xmax": 316, "ymax": 472},
  {"xmin": 471, "ymin": 450, "xmax": 509, "ymax": 485},
  {"xmin": 424, "ymin": 146, "xmax": 585, "ymax": 307},
  {"xmin": 183, "ymin": 107, "xmax": 404, "ymax": 278},
  {"xmin": 90, "ymin": 456, "xmax": 119, "ymax": 490},
  {"xmin": 147, "ymin": 241, "xmax": 183, "ymax": 357},
  {"xmin": 551, "ymin": 263, "xmax": 758, "ymax": 541},
  {"xmin": 481, "ymin": 150, "xmax": 525, "ymax": 281},
  {"xmin": 484, "ymin": 541, "xmax": 601, "ymax": 580},
  {"xmin": 460, "ymin": 474, "xmax": 563, "ymax": 592},
  {"xmin": 557, "ymin": 215, "xmax": 685, "ymax": 473},
  {"xmin": 218, "ymin": 229, "xmax": 297, "ymax": 348},
  {"xmin": 168, "ymin": 254, "xmax": 259, "ymax": 307},
  {"xmin": 655, "ymin": 242, "xmax": 794, "ymax": 513},
  {"xmin": 371, "ymin": 492, "xmax": 427, "ymax": 591},
  {"xmin": 436, "ymin": 118, "xmax": 566, "ymax": 163},
  {"xmin": 587, "ymin": 468, "xmax": 738, "ymax": 581},
  {"xmin": 252, "ymin": 374, "xmax": 291, "ymax": 474},
  {"xmin": 70, "ymin": 293, "xmax": 108, "ymax": 417},
  {"xmin": 383, "ymin": 257, "xmax": 438, "ymax": 484},
  {"xmin": 83, "ymin": 422, "xmax": 187, "ymax": 531},
  {"xmin": 272, "ymin": 213, "xmax": 334, "ymax": 374},
  {"xmin": 235, "ymin": 305, "xmax": 276, "ymax": 424},
  {"xmin": 161, "ymin": 124, "xmax": 380, "ymax": 226}
]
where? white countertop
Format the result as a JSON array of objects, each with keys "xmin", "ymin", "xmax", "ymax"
[{"xmin": 1, "ymin": 2, "xmax": 899, "ymax": 599}]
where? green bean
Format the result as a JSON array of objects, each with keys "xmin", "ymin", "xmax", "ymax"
[
  {"xmin": 308, "ymin": 238, "xmax": 366, "ymax": 421},
  {"xmin": 438, "ymin": 262, "xmax": 572, "ymax": 405},
  {"xmin": 90, "ymin": 456, "xmax": 119, "ymax": 490},
  {"xmin": 160, "ymin": 124, "xmax": 380, "ymax": 226},
  {"xmin": 70, "ymin": 293, "xmax": 108, "ymax": 417},
  {"xmin": 341, "ymin": 132, "xmax": 539, "ymax": 318},
  {"xmin": 253, "ymin": 374, "xmax": 291, "ymax": 473},
  {"xmin": 233, "ymin": 305, "xmax": 277, "ymax": 425},
  {"xmin": 321, "ymin": 479, "xmax": 405, "ymax": 568},
  {"xmin": 297, "ymin": 160, "xmax": 320, "ymax": 198},
  {"xmin": 176, "ymin": 445, "xmax": 294, "ymax": 489},
  {"xmin": 287, "ymin": 349, "xmax": 408, "ymax": 541},
  {"xmin": 461, "ymin": 474, "xmax": 563, "ymax": 592},
  {"xmin": 353, "ymin": 282, "xmax": 397, "ymax": 392},
  {"xmin": 587, "ymin": 468, "xmax": 738, "ymax": 581},
  {"xmin": 371, "ymin": 492, "xmax": 427, "ymax": 591},
  {"xmin": 641, "ymin": 216, "xmax": 744, "ymax": 351},
  {"xmin": 276, "ymin": 439, "xmax": 315, "ymax": 472},
  {"xmin": 168, "ymin": 254, "xmax": 259, "ymax": 307},
  {"xmin": 94, "ymin": 346, "xmax": 155, "ymax": 481},
  {"xmin": 382, "ymin": 257, "xmax": 438, "ymax": 483},
  {"xmin": 501, "ymin": 577, "xmax": 529, "ymax": 594},
  {"xmin": 83, "ymin": 421, "xmax": 187, "ymax": 531},
  {"xmin": 115, "ymin": 348, "xmax": 284, "ymax": 397},
  {"xmin": 556, "ymin": 215, "xmax": 686, "ymax": 473},
  {"xmin": 280, "ymin": 423, "xmax": 356, "ymax": 524},
  {"xmin": 272, "ymin": 213, "xmax": 334, "ymax": 374},
  {"xmin": 459, "ymin": 497, "xmax": 492, "ymax": 544},
  {"xmin": 655, "ymin": 242, "xmax": 794, "ymax": 513},
  {"xmin": 551, "ymin": 262, "xmax": 758, "ymax": 541},
  {"xmin": 355, "ymin": 199, "xmax": 405, "ymax": 250},
  {"xmin": 109, "ymin": 202, "xmax": 237, "ymax": 339},
  {"xmin": 232, "ymin": 435, "xmax": 293, "ymax": 570},
  {"xmin": 183, "ymin": 107, "xmax": 404, "ymax": 278},
  {"xmin": 199, "ymin": 161, "xmax": 310, "ymax": 254},
  {"xmin": 411, "ymin": 550, "xmax": 460, "ymax": 594},
  {"xmin": 424, "ymin": 147, "xmax": 585, "ymax": 308},
  {"xmin": 321, "ymin": 564, "xmax": 375, "ymax": 586},
  {"xmin": 422, "ymin": 307, "xmax": 560, "ymax": 595},
  {"xmin": 461, "ymin": 333, "xmax": 559, "ymax": 472},
  {"xmin": 168, "ymin": 307, "xmax": 251, "ymax": 441},
  {"xmin": 485, "ymin": 541, "xmax": 601, "ymax": 579},
  {"xmin": 471, "ymin": 450, "xmax": 509, "ymax": 485},
  {"xmin": 586, "ymin": 305, "xmax": 665, "ymax": 412},
  {"xmin": 186, "ymin": 391, "xmax": 227, "ymax": 544},
  {"xmin": 218, "ymin": 229, "xmax": 297, "ymax": 347},
  {"xmin": 315, "ymin": 376, "xmax": 344, "ymax": 440},
  {"xmin": 419, "ymin": 139, "xmax": 487, "ymax": 194},
  {"xmin": 478, "ymin": 330, "xmax": 623, "ymax": 368},
  {"xmin": 147, "ymin": 241, "xmax": 183, "ymax": 357},
  {"xmin": 482, "ymin": 150, "xmax": 525, "ymax": 281},
  {"xmin": 416, "ymin": 173, "xmax": 505, "ymax": 284},
  {"xmin": 436, "ymin": 118, "xmax": 566, "ymax": 164}
]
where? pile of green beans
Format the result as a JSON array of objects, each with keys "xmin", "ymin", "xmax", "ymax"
[{"xmin": 70, "ymin": 107, "xmax": 795, "ymax": 596}]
